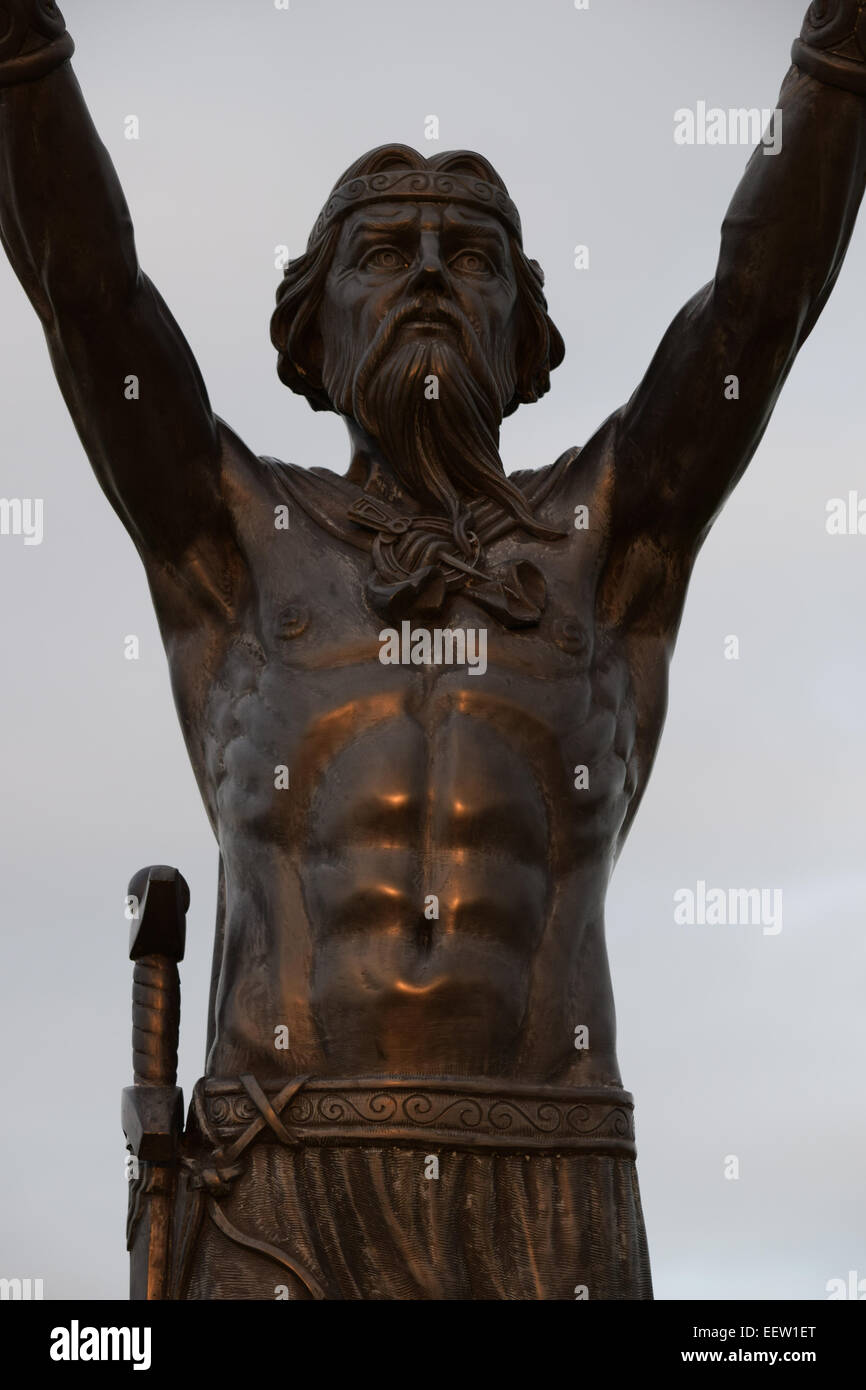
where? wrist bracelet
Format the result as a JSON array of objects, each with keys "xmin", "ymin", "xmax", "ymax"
[
  {"xmin": 793, "ymin": 0, "xmax": 866, "ymax": 96},
  {"xmin": 0, "ymin": 1, "xmax": 74, "ymax": 89},
  {"xmin": 792, "ymin": 37, "xmax": 866, "ymax": 94}
]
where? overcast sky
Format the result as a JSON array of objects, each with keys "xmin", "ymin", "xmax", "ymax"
[{"xmin": 0, "ymin": 0, "xmax": 864, "ymax": 1301}]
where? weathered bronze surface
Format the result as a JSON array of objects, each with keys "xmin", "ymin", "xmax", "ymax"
[{"xmin": 2, "ymin": 0, "xmax": 865, "ymax": 1299}]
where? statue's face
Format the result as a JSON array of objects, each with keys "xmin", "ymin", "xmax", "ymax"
[
  {"xmin": 320, "ymin": 200, "xmax": 519, "ymax": 407},
  {"xmin": 317, "ymin": 198, "xmax": 524, "ymax": 517}
]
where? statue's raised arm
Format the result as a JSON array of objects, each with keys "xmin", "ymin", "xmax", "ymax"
[
  {"xmin": 0, "ymin": 2, "xmax": 231, "ymax": 571},
  {"xmin": 610, "ymin": 1, "xmax": 866, "ymax": 560}
]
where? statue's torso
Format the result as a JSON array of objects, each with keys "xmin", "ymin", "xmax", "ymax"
[{"xmin": 150, "ymin": 428, "xmax": 681, "ymax": 1085}]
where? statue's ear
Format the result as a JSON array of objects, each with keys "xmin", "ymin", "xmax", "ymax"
[
  {"xmin": 272, "ymin": 296, "xmax": 332, "ymax": 412},
  {"xmin": 271, "ymin": 225, "xmax": 344, "ymax": 412},
  {"xmin": 291, "ymin": 308, "xmax": 326, "ymax": 392},
  {"xmin": 506, "ymin": 247, "xmax": 565, "ymax": 410}
]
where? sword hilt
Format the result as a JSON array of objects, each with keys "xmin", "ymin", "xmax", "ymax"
[
  {"xmin": 127, "ymin": 865, "xmax": 187, "ymax": 1084},
  {"xmin": 122, "ymin": 865, "xmax": 188, "ymax": 1164}
]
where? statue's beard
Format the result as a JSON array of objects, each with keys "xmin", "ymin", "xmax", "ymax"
[{"xmin": 323, "ymin": 297, "xmax": 558, "ymax": 537}]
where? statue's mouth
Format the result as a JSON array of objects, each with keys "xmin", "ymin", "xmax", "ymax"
[{"xmin": 402, "ymin": 315, "xmax": 454, "ymax": 332}]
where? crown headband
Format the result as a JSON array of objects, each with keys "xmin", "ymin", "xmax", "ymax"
[{"xmin": 308, "ymin": 170, "xmax": 523, "ymax": 247}]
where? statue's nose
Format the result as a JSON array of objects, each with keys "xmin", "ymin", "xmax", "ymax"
[
  {"xmin": 408, "ymin": 261, "xmax": 447, "ymax": 297},
  {"xmin": 408, "ymin": 233, "xmax": 448, "ymax": 289}
]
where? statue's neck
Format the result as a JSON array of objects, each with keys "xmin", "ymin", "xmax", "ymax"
[{"xmin": 343, "ymin": 418, "xmax": 422, "ymax": 514}]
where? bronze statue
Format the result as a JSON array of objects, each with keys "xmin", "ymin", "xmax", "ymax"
[{"xmin": 2, "ymin": 0, "xmax": 865, "ymax": 1300}]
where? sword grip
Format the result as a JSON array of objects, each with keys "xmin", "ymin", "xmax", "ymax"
[{"xmin": 132, "ymin": 955, "xmax": 180, "ymax": 1087}]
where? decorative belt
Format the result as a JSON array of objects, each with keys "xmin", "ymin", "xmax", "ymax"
[
  {"xmin": 173, "ymin": 1074, "xmax": 638, "ymax": 1300},
  {"xmin": 190, "ymin": 1074, "xmax": 637, "ymax": 1158}
]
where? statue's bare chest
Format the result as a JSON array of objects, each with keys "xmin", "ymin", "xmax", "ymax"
[{"xmin": 192, "ymin": 530, "xmax": 642, "ymax": 854}]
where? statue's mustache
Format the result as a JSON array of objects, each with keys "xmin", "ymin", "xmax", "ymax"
[
  {"xmin": 367, "ymin": 295, "xmax": 476, "ymax": 358},
  {"xmin": 353, "ymin": 295, "xmax": 493, "ymax": 429}
]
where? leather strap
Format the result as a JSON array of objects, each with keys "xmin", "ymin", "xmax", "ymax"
[
  {"xmin": 236, "ymin": 1072, "xmax": 304, "ymax": 1150},
  {"xmin": 207, "ymin": 1198, "xmax": 329, "ymax": 1301}
]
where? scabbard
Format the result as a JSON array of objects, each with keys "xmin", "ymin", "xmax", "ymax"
[{"xmin": 127, "ymin": 1156, "xmax": 178, "ymax": 1300}]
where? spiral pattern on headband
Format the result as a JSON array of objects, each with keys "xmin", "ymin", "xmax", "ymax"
[{"xmin": 308, "ymin": 170, "xmax": 523, "ymax": 249}]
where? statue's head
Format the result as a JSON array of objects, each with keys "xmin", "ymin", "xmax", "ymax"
[{"xmin": 271, "ymin": 144, "xmax": 564, "ymax": 532}]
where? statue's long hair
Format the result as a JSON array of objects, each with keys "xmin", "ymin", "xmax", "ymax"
[{"xmin": 270, "ymin": 144, "xmax": 565, "ymax": 418}]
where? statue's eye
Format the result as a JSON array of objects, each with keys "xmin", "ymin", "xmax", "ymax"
[
  {"xmin": 364, "ymin": 247, "xmax": 408, "ymax": 271},
  {"xmin": 450, "ymin": 249, "xmax": 493, "ymax": 275}
]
